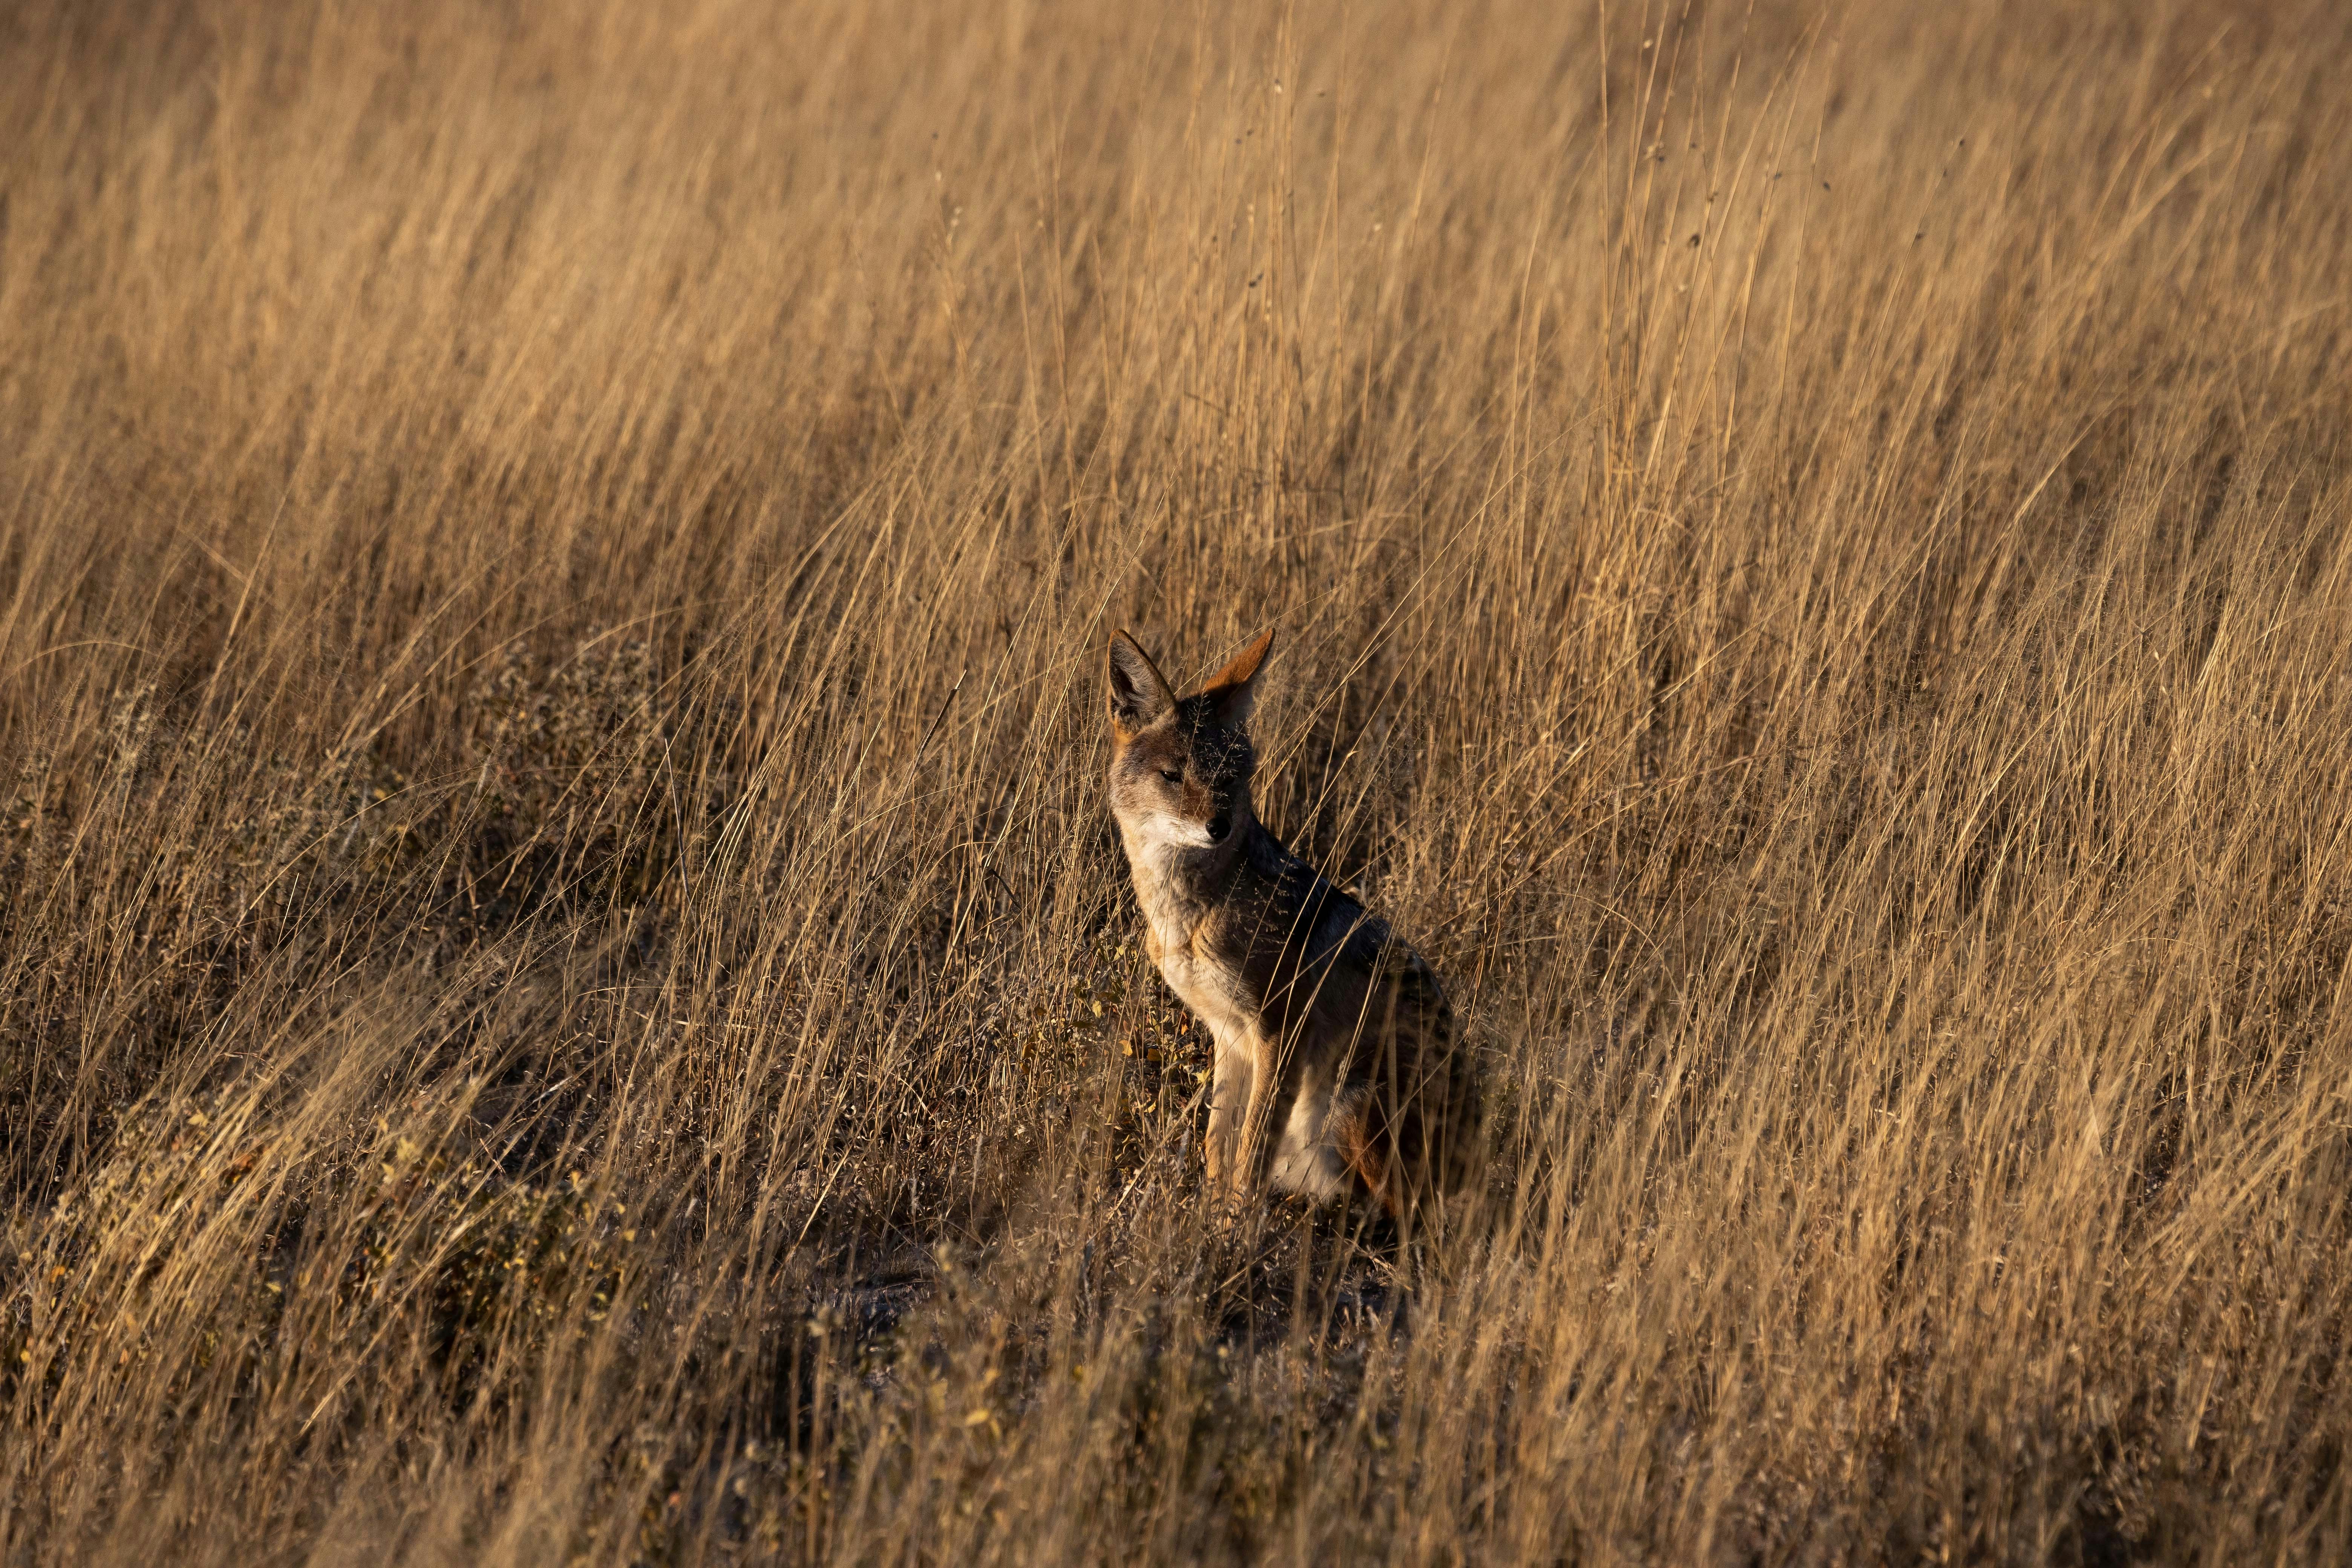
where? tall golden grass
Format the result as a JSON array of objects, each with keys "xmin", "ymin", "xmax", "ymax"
[{"xmin": 5, "ymin": 0, "xmax": 2351, "ymax": 1559}]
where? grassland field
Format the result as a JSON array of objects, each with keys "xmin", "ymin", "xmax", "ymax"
[{"xmin": 6, "ymin": 0, "xmax": 2352, "ymax": 1562}]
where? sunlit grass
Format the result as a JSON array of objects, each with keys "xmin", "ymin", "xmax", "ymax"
[{"xmin": 5, "ymin": 0, "xmax": 2351, "ymax": 1561}]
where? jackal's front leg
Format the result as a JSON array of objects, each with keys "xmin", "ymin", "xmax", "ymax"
[
  {"xmin": 1205, "ymin": 1047, "xmax": 1251, "ymax": 1204},
  {"xmin": 1230, "ymin": 1033, "xmax": 1283, "ymax": 1208}
]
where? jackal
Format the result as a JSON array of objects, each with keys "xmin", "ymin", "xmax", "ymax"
[{"xmin": 1105, "ymin": 627, "xmax": 1480, "ymax": 1223}]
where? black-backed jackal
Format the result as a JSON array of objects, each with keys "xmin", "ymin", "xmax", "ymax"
[{"xmin": 1105, "ymin": 627, "xmax": 1480, "ymax": 1224}]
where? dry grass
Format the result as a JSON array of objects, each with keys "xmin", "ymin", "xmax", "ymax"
[{"xmin": 5, "ymin": 0, "xmax": 2352, "ymax": 1560}]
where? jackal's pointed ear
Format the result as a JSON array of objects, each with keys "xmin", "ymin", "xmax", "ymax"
[
  {"xmin": 1199, "ymin": 626, "xmax": 1275, "ymax": 729},
  {"xmin": 1107, "ymin": 631, "xmax": 1176, "ymax": 733}
]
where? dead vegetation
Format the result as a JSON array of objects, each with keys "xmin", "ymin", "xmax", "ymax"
[{"xmin": 5, "ymin": 0, "xmax": 2352, "ymax": 1560}]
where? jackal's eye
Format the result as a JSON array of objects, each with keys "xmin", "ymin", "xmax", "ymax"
[{"xmin": 1159, "ymin": 767, "xmax": 1182, "ymax": 784}]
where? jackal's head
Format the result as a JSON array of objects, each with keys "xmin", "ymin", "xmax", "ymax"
[{"xmin": 1104, "ymin": 627, "xmax": 1274, "ymax": 856}]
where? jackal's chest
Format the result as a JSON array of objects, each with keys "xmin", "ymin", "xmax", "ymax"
[{"xmin": 1142, "ymin": 926, "xmax": 1262, "ymax": 1047}]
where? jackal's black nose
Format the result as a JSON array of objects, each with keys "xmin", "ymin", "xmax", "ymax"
[{"xmin": 1207, "ymin": 813, "xmax": 1231, "ymax": 842}]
